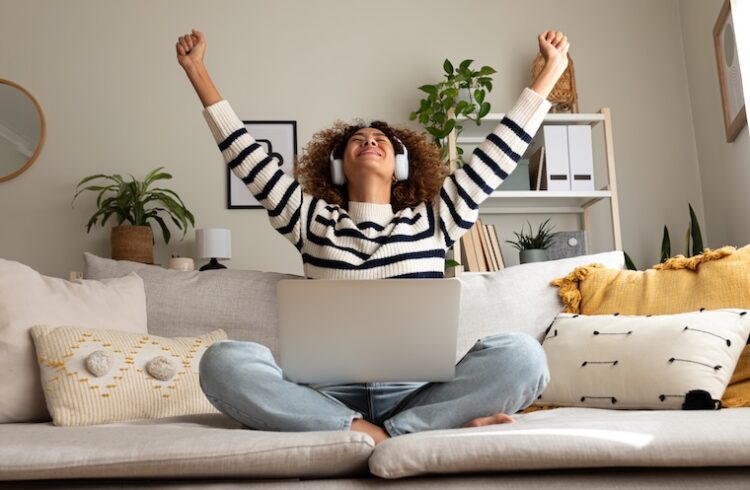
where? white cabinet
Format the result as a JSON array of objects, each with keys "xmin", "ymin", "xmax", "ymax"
[{"xmin": 448, "ymin": 108, "xmax": 622, "ymax": 266}]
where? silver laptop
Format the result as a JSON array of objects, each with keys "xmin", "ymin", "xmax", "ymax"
[{"xmin": 276, "ymin": 278, "xmax": 462, "ymax": 384}]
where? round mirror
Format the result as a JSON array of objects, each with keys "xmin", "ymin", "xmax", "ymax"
[{"xmin": 0, "ymin": 79, "xmax": 46, "ymax": 183}]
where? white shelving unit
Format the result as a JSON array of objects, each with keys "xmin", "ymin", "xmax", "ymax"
[{"xmin": 449, "ymin": 108, "xmax": 622, "ymax": 266}]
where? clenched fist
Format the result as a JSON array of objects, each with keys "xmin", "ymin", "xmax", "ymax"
[
  {"xmin": 176, "ymin": 28, "xmax": 206, "ymax": 71},
  {"xmin": 538, "ymin": 30, "xmax": 570, "ymax": 72}
]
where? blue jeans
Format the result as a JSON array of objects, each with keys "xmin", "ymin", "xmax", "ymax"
[{"xmin": 198, "ymin": 331, "xmax": 549, "ymax": 437}]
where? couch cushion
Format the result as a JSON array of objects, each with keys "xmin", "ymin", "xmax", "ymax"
[
  {"xmin": 30, "ymin": 325, "xmax": 227, "ymax": 426},
  {"xmin": 455, "ymin": 250, "xmax": 624, "ymax": 361},
  {"xmin": 83, "ymin": 252, "xmax": 303, "ymax": 359},
  {"xmin": 538, "ymin": 309, "xmax": 750, "ymax": 410},
  {"xmin": 368, "ymin": 407, "xmax": 750, "ymax": 479},
  {"xmin": 0, "ymin": 258, "xmax": 147, "ymax": 424},
  {"xmin": 551, "ymin": 245, "xmax": 750, "ymax": 407},
  {"xmin": 0, "ymin": 413, "xmax": 373, "ymax": 480}
]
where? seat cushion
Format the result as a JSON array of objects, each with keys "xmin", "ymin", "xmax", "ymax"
[
  {"xmin": 368, "ymin": 407, "xmax": 750, "ymax": 479},
  {"xmin": 0, "ymin": 414, "xmax": 373, "ymax": 480}
]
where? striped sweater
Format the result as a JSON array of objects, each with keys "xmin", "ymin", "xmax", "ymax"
[{"xmin": 202, "ymin": 87, "xmax": 551, "ymax": 279}]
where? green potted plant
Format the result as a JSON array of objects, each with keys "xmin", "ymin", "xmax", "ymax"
[
  {"xmin": 71, "ymin": 166, "xmax": 195, "ymax": 264},
  {"xmin": 410, "ymin": 58, "xmax": 497, "ymax": 165},
  {"xmin": 623, "ymin": 203, "xmax": 704, "ymax": 270},
  {"xmin": 506, "ymin": 218, "xmax": 556, "ymax": 264}
]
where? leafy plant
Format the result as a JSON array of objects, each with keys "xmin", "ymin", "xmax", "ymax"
[
  {"xmin": 71, "ymin": 166, "xmax": 195, "ymax": 244},
  {"xmin": 505, "ymin": 218, "xmax": 556, "ymax": 251},
  {"xmin": 624, "ymin": 203, "xmax": 704, "ymax": 271},
  {"xmin": 444, "ymin": 258, "xmax": 461, "ymax": 271},
  {"xmin": 409, "ymin": 58, "xmax": 497, "ymax": 164}
]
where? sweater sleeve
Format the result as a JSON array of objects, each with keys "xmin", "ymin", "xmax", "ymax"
[
  {"xmin": 202, "ymin": 100, "xmax": 304, "ymax": 251},
  {"xmin": 436, "ymin": 87, "xmax": 552, "ymax": 248}
]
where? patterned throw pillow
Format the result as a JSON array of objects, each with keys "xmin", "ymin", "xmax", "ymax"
[
  {"xmin": 30, "ymin": 325, "xmax": 227, "ymax": 426},
  {"xmin": 550, "ymin": 245, "xmax": 750, "ymax": 407},
  {"xmin": 538, "ymin": 309, "xmax": 750, "ymax": 410}
]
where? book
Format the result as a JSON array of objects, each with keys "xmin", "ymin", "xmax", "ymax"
[
  {"xmin": 487, "ymin": 224, "xmax": 505, "ymax": 269},
  {"xmin": 528, "ymin": 146, "xmax": 545, "ymax": 191},
  {"xmin": 481, "ymin": 223, "xmax": 498, "ymax": 271},
  {"xmin": 460, "ymin": 227, "xmax": 480, "ymax": 272},
  {"xmin": 471, "ymin": 220, "xmax": 488, "ymax": 272}
]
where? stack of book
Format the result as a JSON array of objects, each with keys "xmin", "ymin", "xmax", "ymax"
[{"xmin": 457, "ymin": 218, "xmax": 505, "ymax": 272}]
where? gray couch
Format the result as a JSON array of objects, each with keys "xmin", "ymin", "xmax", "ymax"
[{"xmin": 2, "ymin": 251, "xmax": 749, "ymax": 488}]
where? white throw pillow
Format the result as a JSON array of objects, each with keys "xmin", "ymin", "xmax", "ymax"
[
  {"xmin": 0, "ymin": 259, "xmax": 148, "ymax": 423},
  {"xmin": 30, "ymin": 325, "xmax": 226, "ymax": 426},
  {"xmin": 538, "ymin": 309, "xmax": 750, "ymax": 410}
]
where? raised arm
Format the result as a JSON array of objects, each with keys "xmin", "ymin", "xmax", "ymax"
[
  {"xmin": 176, "ymin": 29, "xmax": 222, "ymax": 108},
  {"xmin": 436, "ymin": 31, "xmax": 570, "ymax": 248},
  {"xmin": 176, "ymin": 29, "xmax": 304, "ymax": 251}
]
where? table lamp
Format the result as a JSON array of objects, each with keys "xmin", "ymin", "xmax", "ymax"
[{"xmin": 196, "ymin": 228, "xmax": 231, "ymax": 271}]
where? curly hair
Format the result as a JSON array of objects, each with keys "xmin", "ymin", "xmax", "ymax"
[{"xmin": 293, "ymin": 120, "xmax": 450, "ymax": 212}]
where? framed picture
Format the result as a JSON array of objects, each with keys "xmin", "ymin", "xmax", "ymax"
[
  {"xmin": 227, "ymin": 120, "xmax": 298, "ymax": 209},
  {"xmin": 714, "ymin": 0, "xmax": 747, "ymax": 142}
]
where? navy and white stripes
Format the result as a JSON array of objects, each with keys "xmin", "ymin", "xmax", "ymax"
[{"xmin": 202, "ymin": 87, "xmax": 551, "ymax": 279}]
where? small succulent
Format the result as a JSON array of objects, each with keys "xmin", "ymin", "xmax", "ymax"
[{"xmin": 506, "ymin": 218, "xmax": 556, "ymax": 251}]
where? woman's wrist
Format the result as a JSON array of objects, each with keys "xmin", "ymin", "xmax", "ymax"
[
  {"xmin": 530, "ymin": 59, "xmax": 567, "ymax": 98},
  {"xmin": 184, "ymin": 63, "xmax": 222, "ymax": 108}
]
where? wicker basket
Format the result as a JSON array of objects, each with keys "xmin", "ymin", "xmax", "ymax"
[
  {"xmin": 111, "ymin": 225, "xmax": 154, "ymax": 264},
  {"xmin": 531, "ymin": 53, "xmax": 579, "ymax": 113}
]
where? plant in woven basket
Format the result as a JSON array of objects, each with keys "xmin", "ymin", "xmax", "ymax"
[
  {"xmin": 71, "ymin": 167, "xmax": 195, "ymax": 263},
  {"xmin": 409, "ymin": 58, "xmax": 496, "ymax": 165}
]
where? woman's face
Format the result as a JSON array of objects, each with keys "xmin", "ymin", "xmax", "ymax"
[{"xmin": 342, "ymin": 127, "xmax": 396, "ymax": 184}]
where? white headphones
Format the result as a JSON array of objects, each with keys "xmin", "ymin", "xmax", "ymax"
[{"xmin": 329, "ymin": 136, "xmax": 409, "ymax": 186}]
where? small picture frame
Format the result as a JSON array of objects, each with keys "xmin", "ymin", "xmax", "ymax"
[
  {"xmin": 227, "ymin": 120, "xmax": 298, "ymax": 209},
  {"xmin": 713, "ymin": 0, "xmax": 747, "ymax": 143}
]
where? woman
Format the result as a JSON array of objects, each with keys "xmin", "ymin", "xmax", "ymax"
[{"xmin": 178, "ymin": 29, "xmax": 569, "ymax": 444}]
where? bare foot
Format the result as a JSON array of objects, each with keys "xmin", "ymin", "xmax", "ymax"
[
  {"xmin": 463, "ymin": 412, "xmax": 516, "ymax": 428},
  {"xmin": 350, "ymin": 418, "xmax": 391, "ymax": 444}
]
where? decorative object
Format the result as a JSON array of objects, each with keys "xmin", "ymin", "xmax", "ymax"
[
  {"xmin": 714, "ymin": 0, "xmax": 747, "ymax": 142},
  {"xmin": 30, "ymin": 325, "xmax": 227, "ymax": 426},
  {"xmin": 409, "ymin": 59, "xmax": 496, "ymax": 165},
  {"xmin": 538, "ymin": 309, "xmax": 750, "ymax": 410},
  {"xmin": 531, "ymin": 53, "xmax": 578, "ymax": 112},
  {"xmin": 228, "ymin": 121, "xmax": 297, "ymax": 209},
  {"xmin": 0, "ymin": 258, "xmax": 147, "ymax": 423},
  {"xmin": 546, "ymin": 230, "xmax": 588, "ymax": 260},
  {"xmin": 551, "ymin": 244, "xmax": 750, "ymax": 407},
  {"xmin": 0, "ymin": 79, "xmax": 46, "ymax": 183},
  {"xmin": 71, "ymin": 167, "xmax": 195, "ymax": 264},
  {"xmin": 506, "ymin": 218, "xmax": 556, "ymax": 264},
  {"xmin": 168, "ymin": 256, "xmax": 194, "ymax": 271},
  {"xmin": 196, "ymin": 228, "xmax": 231, "ymax": 270}
]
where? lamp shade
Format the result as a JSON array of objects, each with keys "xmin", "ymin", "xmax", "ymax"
[{"xmin": 195, "ymin": 228, "xmax": 231, "ymax": 260}]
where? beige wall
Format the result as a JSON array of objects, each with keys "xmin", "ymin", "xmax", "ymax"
[
  {"xmin": 0, "ymin": 0, "xmax": 721, "ymax": 277},
  {"xmin": 680, "ymin": 0, "xmax": 750, "ymax": 249}
]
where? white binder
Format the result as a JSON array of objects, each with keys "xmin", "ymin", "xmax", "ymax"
[
  {"xmin": 567, "ymin": 125, "xmax": 595, "ymax": 191},
  {"xmin": 538, "ymin": 126, "xmax": 570, "ymax": 191}
]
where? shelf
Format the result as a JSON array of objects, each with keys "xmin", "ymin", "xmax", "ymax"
[
  {"xmin": 457, "ymin": 112, "xmax": 605, "ymax": 125},
  {"xmin": 480, "ymin": 190, "xmax": 612, "ymax": 214},
  {"xmin": 457, "ymin": 111, "xmax": 606, "ymax": 142}
]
